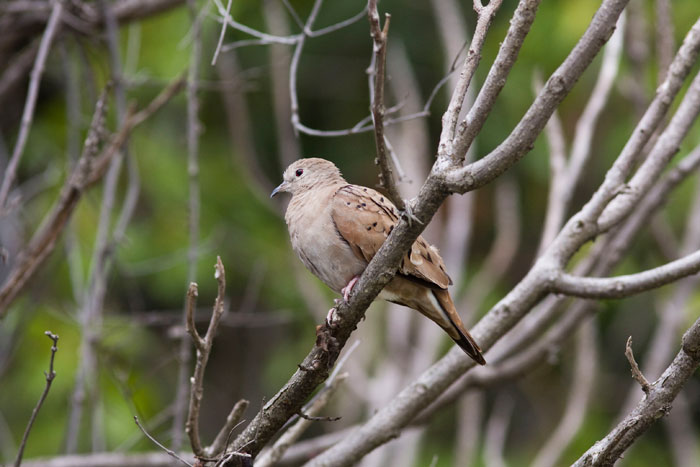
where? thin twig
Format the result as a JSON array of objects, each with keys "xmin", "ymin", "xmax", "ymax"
[
  {"xmin": 368, "ymin": 1, "xmax": 403, "ymax": 209},
  {"xmin": 133, "ymin": 416, "xmax": 193, "ymax": 467},
  {"xmin": 185, "ymin": 257, "xmax": 227, "ymax": 457},
  {"xmin": 625, "ymin": 337, "xmax": 651, "ymax": 394},
  {"xmin": 288, "ymin": 0, "xmax": 323, "ymax": 135},
  {"xmin": 211, "ymin": 0, "xmax": 232, "ymax": 65},
  {"xmin": 14, "ymin": 331, "xmax": 59, "ymax": 467},
  {"xmin": 280, "ymin": 0, "xmax": 305, "ymax": 30}
]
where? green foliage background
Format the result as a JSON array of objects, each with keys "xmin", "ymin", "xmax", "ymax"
[{"xmin": 1, "ymin": 0, "xmax": 700, "ymax": 465}]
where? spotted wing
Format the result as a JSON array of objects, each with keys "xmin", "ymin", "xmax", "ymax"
[{"xmin": 330, "ymin": 184, "xmax": 452, "ymax": 290}]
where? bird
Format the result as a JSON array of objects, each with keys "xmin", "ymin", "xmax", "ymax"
[{"xmin": 271, "ymin": 157, "xmax": 486, "ymax": 365}]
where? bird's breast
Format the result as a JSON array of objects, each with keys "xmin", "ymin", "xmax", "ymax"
[{"xmin": 286, "ymin": 195, "xmax": 365, "ymax": 293}]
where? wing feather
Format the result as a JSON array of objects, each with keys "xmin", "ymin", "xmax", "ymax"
[{"xmin": 331, "ymin": 185, "xmax": 452, "ymax": 290}]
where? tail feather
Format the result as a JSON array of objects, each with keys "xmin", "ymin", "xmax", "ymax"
[
  {"xmin": 432, "ymin": 290, "xmax": 486, "ymax": 365},
  {"xmin": 450, "ymin": 322, "xmax": 486, "ymax": 365}
]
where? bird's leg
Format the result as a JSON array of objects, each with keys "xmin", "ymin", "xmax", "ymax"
[
  {"xmin": 327, "ymin": 277, "xmax": 359, "ymax": 327},
  {"xmin": 341, "ymin": 276, "xmax": 359, "ymax": 302}
]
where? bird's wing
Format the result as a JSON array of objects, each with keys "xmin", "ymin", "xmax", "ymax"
[{"xmin": 331, "ymin": 184, "xmax": 452, "ymax": 289}]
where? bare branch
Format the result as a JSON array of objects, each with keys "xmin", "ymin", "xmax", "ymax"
[
  {"xmin": 367, "ymin": 1, "xmax": 403, "ymax": 209},
  {"xmin": 212, "ymin": 0, "xmax": 299, "ymax": 45},
  {"xmin": 573, "ymin": 316, "xmax": 700, "ymax": 466},
  {"xmin": 551, "ymin": 249, "xmax": 700, "ymax": 299},
  {"xmin": 134, "ymin": 417, "xmax": 193, "ymax": 467},
  {"xmin": 307, "ymin": 6, "xmax": 367, "ymax": 37},
  {"xmin": 446, "ymin": 0, "xmax": 541, "ymax": 163},
  {"xmin": 13, "ymin": 331, "xmax": 59, "ymax": 467},
  {"xmin": 439, "ymin": 0, "xmax": 503, "ymax": 155},
  {"xmin": 0, "ymin": 76, "xmax": 185, "ymax": 318},
  {"xmin": 597, "ymin": 70, "xmax": 700, "ymax": 231},
  {"xmin": 288, "ymin": 0, "xmax": 323, "ymax": 135},
  {"xmin": 0, "ymin": 0, "xmax": 63, "ymax": 209},
  {"xmin": 567, "ymin": 11, "xmax": 624, "ymax": 191},
  {"xmin": 537, "ymin": 14, "xmax": 625, "ymax": 253},
  {"xmin": 185, "ymin": 258, "xmax": 227, "ymax": 457},
  {"xmin": 446, "ymin": 0, "xmax": 628, "ymax": 191},
  {"xmin": 211, "ymin": 0, "xmax": 232, "ymax": 65}
]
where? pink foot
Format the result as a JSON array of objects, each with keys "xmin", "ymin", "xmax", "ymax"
[{"xmin": 341, "ymin": 276, "xmax": 359, "ymax": 302}]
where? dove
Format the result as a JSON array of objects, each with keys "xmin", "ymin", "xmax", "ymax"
[{"xmin": 271, "ymin": 158, "xmax": 485, "ymax": 365}]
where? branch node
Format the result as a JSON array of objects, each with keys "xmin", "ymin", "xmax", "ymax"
[{"xmin": 625, "ymin": 337, "xmax": 651, "ymax": 394}]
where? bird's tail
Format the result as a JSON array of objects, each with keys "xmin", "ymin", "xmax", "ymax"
[{"xmin": 432, "ymin": 289, "xmax": 486, "ymax": 365}]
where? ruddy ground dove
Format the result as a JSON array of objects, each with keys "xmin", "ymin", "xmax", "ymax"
[{"xmin": 271, "ymin": 158, "xmax": 485, "ymax": 365}]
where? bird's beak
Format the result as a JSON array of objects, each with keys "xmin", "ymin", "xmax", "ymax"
[{"xmin": 270, "ymin": 181, "xmax": 288, "ymax": 198}]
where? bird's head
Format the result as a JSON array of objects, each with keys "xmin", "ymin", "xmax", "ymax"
[{"xmin": 271, "ymin": 158, "xmax": 346, "ymax": 198}]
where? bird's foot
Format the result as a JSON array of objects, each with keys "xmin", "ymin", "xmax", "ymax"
[
  {"xmin": 400, "ymin": 199, "xmax": 422, "ymax": 227},
  {"xmin": 341, "ymin": 276, "xmax": 359, "ymax": 302}
]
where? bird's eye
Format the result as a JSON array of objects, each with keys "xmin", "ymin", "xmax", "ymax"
[{"xmin": 295, "ymin": 169, "xmax": 304, "ymax": 177}]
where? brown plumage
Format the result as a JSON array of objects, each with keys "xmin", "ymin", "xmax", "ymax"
[{"xmin": 271, "ymin": 158, "xmax": 485, "ymax": 365}]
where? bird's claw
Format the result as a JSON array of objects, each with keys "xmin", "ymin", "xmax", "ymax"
[{"xmin": 341, "ymin": 276, "xmax": 359, "ymax": 302}]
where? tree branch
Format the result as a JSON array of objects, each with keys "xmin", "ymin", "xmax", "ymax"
[
  {"xmin": 551, "ymin": 249, "xmax": 700, "ymax": 299},
  {"xmin": 0, "ymin": 76, "xmax": 185, "ymax": 318},
  {"xmin": 445, "ymin": 0, "xmax": 628, "ymax": 192},
  {"xmin": 573, "ymin": 316, "xmax": 700, "ymax": 466}
]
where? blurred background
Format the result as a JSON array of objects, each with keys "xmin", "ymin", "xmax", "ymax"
[{"xmin": 1, "ymin": 0, "xmax": 700, "ymax": 465}]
